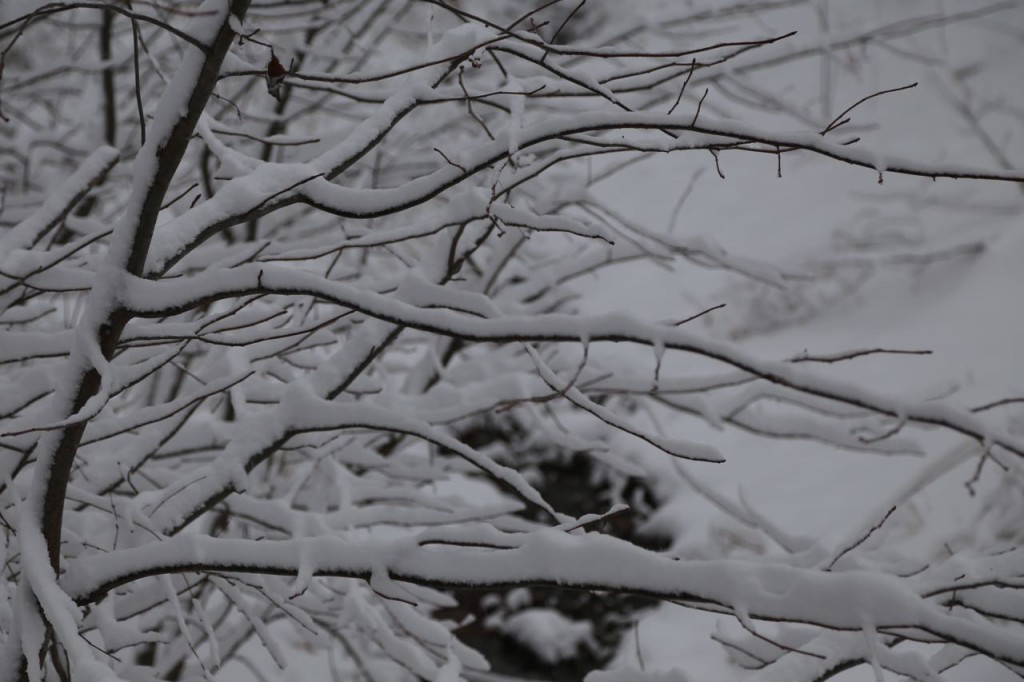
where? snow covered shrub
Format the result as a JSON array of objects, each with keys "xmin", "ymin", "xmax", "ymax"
[
  {"xmin": 443, "ymin": 415, "xmax": 668, "ymax": 679},
  {"xmin": 0, "ymin": 1, "xmax": 1023, "ymax": 681}
]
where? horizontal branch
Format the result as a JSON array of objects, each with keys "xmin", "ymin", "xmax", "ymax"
[
  {"xmin": 62, "ymin": 532, "xmax": 1024, "ymax": 667},
  {"xmin": 120, "ymin": 264, "xmax": 1024, "ymax": 461}
]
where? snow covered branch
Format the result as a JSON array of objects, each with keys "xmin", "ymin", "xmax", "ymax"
[{"xmin": 1, "ymin": 1, "xmax": 1022, "ymax": 680}]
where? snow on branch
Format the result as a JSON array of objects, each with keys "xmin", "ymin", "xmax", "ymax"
[
  {"xmin": 120, "ymin": 264, "xmax": 1024, "ymax": 461},
  {"xmin": 61, "ymin": 531, "xmax": 1024, "ymax": 668},
  {"xmin": 2, "ymin": 1, "xmax": 1023, "ymax": 680}
]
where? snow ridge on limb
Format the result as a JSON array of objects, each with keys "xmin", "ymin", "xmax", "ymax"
[
  {"xmin": 62, "ymin": 531, "xmax": 1024, "ymax": 668},
  {"xmin": 0, "ymin": 147, "xmax": 118, "ymax": 256}
]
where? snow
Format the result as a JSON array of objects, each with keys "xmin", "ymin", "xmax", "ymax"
[
  {"xmin": 59, "ymin": 527, "xmax": 1024, "ymax": 669},
  {"xmin": 117, "ymin": 262, "xmax": 1024, "ymax": 471},
  {"xmin": 3, "ymin": 2, "xmax": 1024, "ymax": 681},
  {"xmin": 0, "ymin": 146, "xmax": 118, "ymax": 256},
  {"xmin": 502, "ymin": 608, "xmax": 594, "ymax": 664},
  {"xmin": 587, "ymin": 670, "xmax": 691, "ymax": 682}
]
